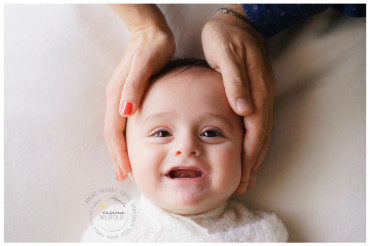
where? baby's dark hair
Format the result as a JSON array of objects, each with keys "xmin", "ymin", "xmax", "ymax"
[{"xmin": 151, "ymin": 58, "xmax": 214, "ymax": 81}]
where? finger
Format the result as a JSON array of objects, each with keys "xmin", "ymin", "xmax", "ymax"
[
  {"xmin": 247, "ymin": 130, "xmax": 272, "ymax": 189},
  {"xmin": 104, "ymin": 140, "xmax": 119, "ymax": 178},
  {"xmin": 105, "ymin": 68, "xmax": 132, "ymax": 179},
  {"xmin": 247, "ymin": 103, "xmax": 273, "ymax": 188},
  {"xmin": 236, "ymin": 181, "xmax": 248, "ymax": 194},
  {"xmin": 218, "ymin": 48, "xmax": 253, "ymax": 116},
  {"xmin": 108, "ymin": 131, "xmax": 131, "ymax": 178},
  {"xmin": 104, "ymin": 116, "xmax": 131, "ymax": 181},
  {"xmin": 107, "ymin": 145, "xmax": 127, "ymax": 182},
  {"xmin": 236, "ymin": 153, "xmax": 250, "ymax": 195},
  {"xmin": 247, "ymin": 136, "xmax": 271, "ymax": 188},
  {"xmin": 244, "ymin": 114, "xmax": 265, "ymax": 173},
  {"xmin": 236, "ymin": 128, "xmax": 254, "ymax": 194},
  {"xmin": 104, "ymin": 107, "xmax": 131, "ymax": 177},
  {"xmin": 109, "ymin": 50, "xmax": 133, "ymax": 92},
  {"xmin": 106, "ymin": 47, "xmax": 138, "ymax": 117},
  {"xmin": 236, "ymin": 125, "xmax": 264, "ymax": 193},
  {"xmin": 104, "ymin": 122, "xmax": 131, "ymax": 179},
  {"xmin": 105, "ymin": 134, "xmax": 127, "ymax": 182},
  {"xmin": 118, "ymin": 54, "xmax": 153, "ymax": 117},
  {"xmin": 237, "ymin": 95, "xmax": 269, "ymax": 193},
  {"xmin": 104, "ymin": 46, "xmax": 142, "ymax": 181}
]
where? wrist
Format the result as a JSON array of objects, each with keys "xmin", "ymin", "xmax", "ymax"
[
  {"xmin": 215, "ymin": 4, "xmax": 247, "ymax": 21},
  {"xmin": 110, "ymin": 4, "xmax": 173, "ymax": 37},
  {"xmin": 127, "ymin": 7, "xmax": 174, "ymax": 44},
  {"xmin": 129, "ymin": 19, "xmax": 173, "ymax": 39},
  {"xmin": 130, "ymin": 22, "xmax": 174, "ymax": 48},
  {"xmin": 213, "ymin": 4, "xmax": 264, "ymax": 43},
  {"xmin": 224, "ymin": 4, "xmax": 247, "ymax": 18}
]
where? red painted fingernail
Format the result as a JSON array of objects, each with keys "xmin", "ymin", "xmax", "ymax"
[
  {"xmin": 119, "ymin": 101, "xmax": 133, "ymax": 115},
  {"xmin": 119, "ymin": 167, "xmax": 125, "ymax": 176}
]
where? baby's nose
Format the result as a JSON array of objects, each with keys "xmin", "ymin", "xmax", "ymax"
[{"xmin": 173, "ymin": 134, "xmax": 202, "ymax": 157}]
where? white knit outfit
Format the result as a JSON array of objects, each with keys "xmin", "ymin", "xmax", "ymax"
[{"xmin": 81, "ymin": 195, "xmax": 288, "ymax": 242}]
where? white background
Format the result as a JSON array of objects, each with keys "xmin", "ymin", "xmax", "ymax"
[{"xmin": 4, "ymin": 4, "xmax": 365, "ymax": 242}]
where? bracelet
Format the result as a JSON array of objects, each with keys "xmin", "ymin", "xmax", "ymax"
[{"xmin": 218, "ymin": 7, "xmax": 249, "ymax": 23}]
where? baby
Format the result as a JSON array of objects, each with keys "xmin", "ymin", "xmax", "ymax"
[{"xmin": 82, "ymin": 59, "xmax": 288, "ymax": 242}]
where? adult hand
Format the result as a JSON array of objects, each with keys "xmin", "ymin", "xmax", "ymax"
[
  {"xmin": 104, "ymin": 4, "xmax": 175, "ymax": 181},
  {"xmin": 202, "ymin": 4, "xmax": 274, "ymax": 193}
]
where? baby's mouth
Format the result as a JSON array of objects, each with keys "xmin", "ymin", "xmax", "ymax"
[{"xmin": 166, "ymin": 167, "xmax": 204, "ymax": 179}]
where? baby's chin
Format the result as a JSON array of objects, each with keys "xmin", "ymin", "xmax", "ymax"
[{"xmin": 146, "ymin": 191, "xmax": 229, "ymax": 215}]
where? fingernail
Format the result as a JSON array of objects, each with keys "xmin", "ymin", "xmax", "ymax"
[
  {"xmin": 119, "ymin": 167, "xmax": 126, "ymax": 176},
  {"xmin": 116, "ymin": 172, "xmax": 119, "ymax": 181},
  {"xmin": 119, "ymin": 101, "xmax": 133, "ymax": 116},
  {"xmin": 236, "ymin": 98, "xmax": 251, "ymax": 115}
]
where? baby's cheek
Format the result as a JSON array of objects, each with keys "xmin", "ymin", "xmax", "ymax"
[
  {"xmin": 129, "ymin": 151, "xmax": 149, "ymax": 178},
  {"xmin": 213, "ymin": 145, "xmax": 242, "ymax": 186},
  {"xmin": 130, "ymin": 148, "xmax": 162, "ymax": 192}
]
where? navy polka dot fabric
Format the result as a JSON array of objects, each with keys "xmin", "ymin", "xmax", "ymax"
[{"xmin": 241, "ymin": 4, "xmax": 366, "ymax": 39}]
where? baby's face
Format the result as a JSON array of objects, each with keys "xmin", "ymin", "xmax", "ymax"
[{"xmin": 126, "ymin": 66, "xmax": 244, "ymax": 215}]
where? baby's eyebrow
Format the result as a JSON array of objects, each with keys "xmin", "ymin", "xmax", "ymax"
[
  {"xmin": 140, "ymin": 112, "xmax": 173, "ymax": 125},
  {"xmin": 203, "ymin": 113, "xmax": 234, "ymax": 128},
  {"xmin": 140, "ymin": 111, "xmax": 234, "ymax": 128}
]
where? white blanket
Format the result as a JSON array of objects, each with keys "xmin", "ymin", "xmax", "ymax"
[{"xmin": 81, "ymin": 195, "xmax": 288, "ymax": 242}]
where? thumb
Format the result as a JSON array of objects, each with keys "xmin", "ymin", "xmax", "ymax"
[
  {"xmin": 219, "ymin": 54, "xmax": 253, "ymax": 116},
  {"xmin": 119, "ymin": 56, "xmax": 152, "ymax": 117}
]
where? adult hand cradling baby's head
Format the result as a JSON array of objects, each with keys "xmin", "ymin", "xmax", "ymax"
[
  {"xmin": 104, "ymin": 4, "xmax": 175, "ymax": 182},
  {"xmin": 202, "ymin": 4, "xmax": 274, "ymax": 193}
]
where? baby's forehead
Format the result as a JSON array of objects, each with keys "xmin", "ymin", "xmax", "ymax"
[
  {"xmin": 150, "ymin": 65, "xmax": 222, "ymax": 89},
  {"xmin": 136, "ymin": 66, "xmax": 230, "ymax": 115}
]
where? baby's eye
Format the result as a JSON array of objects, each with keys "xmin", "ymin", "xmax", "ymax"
[
  {"xmin": 152, "ymin": 130, "xmax": 171, "ymax": 138},
  {"xmin": 201, "ymin": 130, "xmax": 222, "ymax": 138}
]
